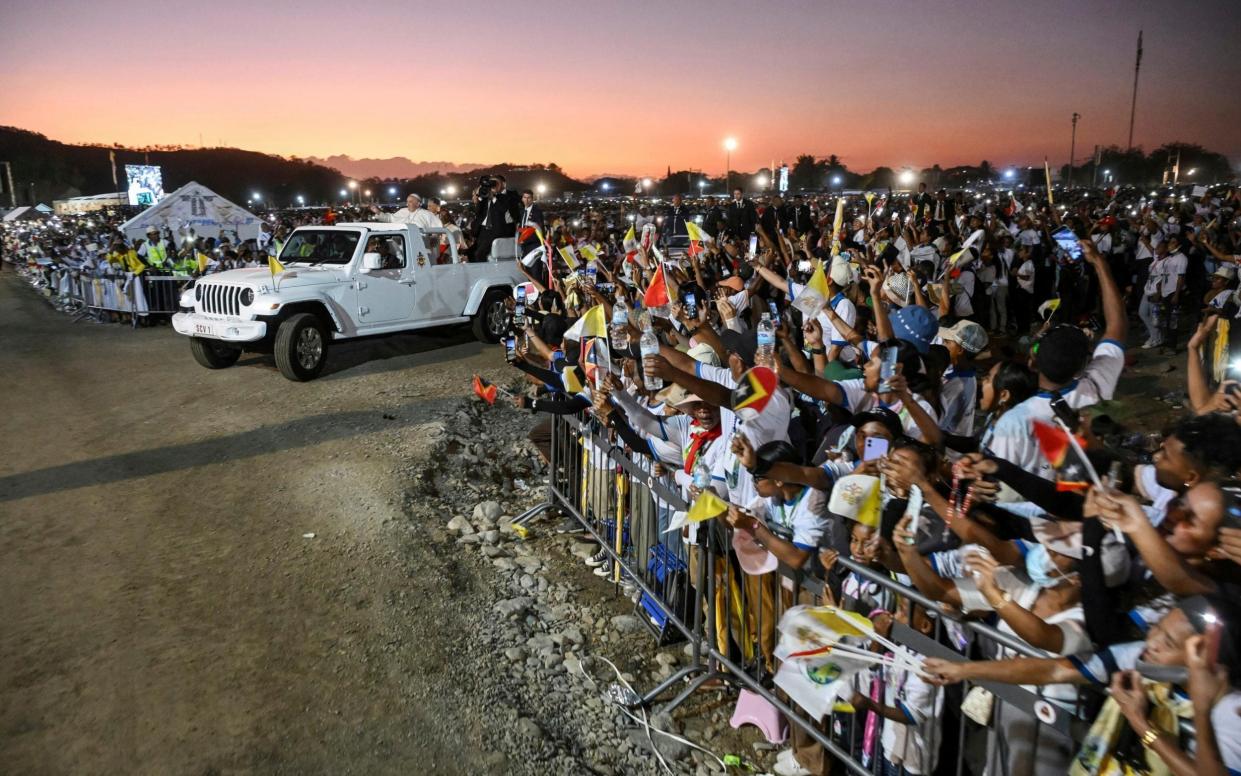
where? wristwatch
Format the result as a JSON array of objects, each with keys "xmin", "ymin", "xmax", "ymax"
[{"xmin": 807, "ymin": 346, "xmax": 826, "ymax": 355}]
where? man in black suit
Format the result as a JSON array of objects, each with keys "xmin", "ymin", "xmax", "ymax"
[
  {"xmin": 782, "ymin": 194, "xmax": 813, "ymax": 236},
  {"xmin": 472, "ymin": 175, "xmax": 521, "ymax": 261},
  {"xmin": 702, "ymin": 196, "xmax": 726, "ymax": 238},
  {"xmin": 912, "ymin": 182, "xmax": 933, "ymax": 223},
  {"xmin": 725, "ymin": 187, "xmax": 757, "ymax": 240},
  {"xmin": 517, "ymin": 189, "xmax": 545, "ymax": 257},
  {"xmin": 930, "ymin": 188, "xmax": 955, "ymax": 228}
]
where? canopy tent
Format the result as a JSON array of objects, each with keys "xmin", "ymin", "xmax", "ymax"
[
  {"xmin": 120, "ymin": 182, "xmax": 262, "ymax": 244},
  {"xmin": 2, "ymin": 205, "xmax": 51, "ymax": 222}
]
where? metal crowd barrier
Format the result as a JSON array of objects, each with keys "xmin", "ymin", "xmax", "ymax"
[
  {"xmin": 28, "ymin": 267, "xmax": 189, "ymax": 327},
  {"xmin": 512, "ymin": 411, "xmax": 1104, "ymax": 776}
]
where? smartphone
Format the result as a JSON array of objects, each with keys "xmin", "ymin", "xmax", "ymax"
[
  {"xmin": 748, "ymin": 235, "xmax": 758, "ymax": 257},
  {"xmin": 862, "ymin": 436, "xmax": 889, "ymax": 462},
  {"xmin": 879, "ymin": 345, "xmax": 899, "ymax": 392},
  {"xmin": 514, "ymin": 286, "xmax": 526, "ymax": 327},
  {"xmin": 768, "ymin": 300, "xmax": 779, "ymax": 319},
  {"xmin": 685, "ymin": 292, "xmax": 698, "ymax": 319},
  {"xmin": 504, "ymin": 336, "xmax": 516, "ymax": 361},
  {"xmin": 1051, "ymin": 226, "xmax": 1084, "ymax": 262}
]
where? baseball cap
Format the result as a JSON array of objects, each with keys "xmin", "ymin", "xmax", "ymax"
[
  {"xmin": 1214, "ymin": 265, "xmax": 1236, "ymax": 280},
  {"xmin": 718, "ymin": 276, "xmax": 745, "ymax": 292},
  {"xmin": 829, "ymin": 258, "xmax": 855, "ymax": 288},
  {"xmin": 732, "ymin": 529, "xmax": 778, "ymax": 575},
  {"xmin": 849, "ymin": 407, "xmax": 904, "ymax": 439},
  {"xmin": 655, "ymin": 383, "xmax": 702, "ymax": 408},
  {"xmin": 686, "ymin": 341, "xmax": 721, "ymax": 366},
  {"xmin": 889, "ymin": 305, "xmax": 937, "ymax": 354},
  {"xmin": 938, "ymin": 320, "xmax": 989, "ymax": 355}
]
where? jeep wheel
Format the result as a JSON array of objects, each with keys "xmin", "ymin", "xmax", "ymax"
[
  {"xmin": 471, "ymin": 288, "xmax": 509, "ymax": 343},
  {"xmin": 274, "ymin": 313, "xmax": 329, "ymax": 381},
  {"xmin": 189, "ymin": 337, "xmax": 242, "ymax": 369}
]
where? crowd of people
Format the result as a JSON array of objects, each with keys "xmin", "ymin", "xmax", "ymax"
[
  {"xmin": 6, "ymin": 179, "xmax": 1241, "ymax": 774},
  {"xmin": 498, "ymin": 182, "xmax": 1241, "ymax": 776}
]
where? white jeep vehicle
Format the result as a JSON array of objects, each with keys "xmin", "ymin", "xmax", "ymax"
[{"xmin": 172, "ymin": 223, "xmax": 524, "ymax": 380}]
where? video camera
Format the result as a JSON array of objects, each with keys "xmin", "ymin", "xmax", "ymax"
[{"xmin": 476, "ymin": 175, "xmax": 496, "ymax": 200}]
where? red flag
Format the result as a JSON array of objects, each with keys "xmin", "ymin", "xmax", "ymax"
[
  {"xmin": 518, "ymin": 226, "xmax": 537, "ymax": 243},
  {"xmin": 580, "ymin": 338, "xmax": 603, "ymax": 384},
  {"xmin": 1031, "ymin": 420, "xmax": 1090, "ymax": 492},
  {"xmin": 472, "ymin": 374, "xmax": 497, "ymax": 405},
  {"xmin": 687, "ymin": 239, "xmax": 704, "ymax": 258},
  {"xmin": 643, "ymin": 264, "xmax": 670, "ymax": 308}
]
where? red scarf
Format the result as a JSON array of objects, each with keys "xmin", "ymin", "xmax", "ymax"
[{"xmin": 683, "ymin": 424, "xmax": 722, "ymax": 475}]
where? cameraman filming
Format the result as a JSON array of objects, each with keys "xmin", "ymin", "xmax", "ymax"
[{"xmin": 471, "ymin": 174, "xmax": 520, "ymax": 262}]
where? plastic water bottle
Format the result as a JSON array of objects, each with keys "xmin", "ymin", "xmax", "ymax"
[
  {"xmin": 640, "ymin": 324, "xmax": 663, "ymax": 391},
  {"xmin": 611, "ymin": 300, "xmax": 630, "ymax": 350},
  {"xmin": 692, "ymin": 458, "xmax": 712, "ymax": 491},
  {"xmin": 756, "ymin": 312, "xmax": 776, "ymax": 368}
]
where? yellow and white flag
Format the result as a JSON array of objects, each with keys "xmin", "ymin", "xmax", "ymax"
[
  {"xmin": 791, "ymin": 260, "xmax": 831, "ymax": 317},
  {"xmin": 558, "ymin": 245, "xmax": 580, "ymax": 271}
]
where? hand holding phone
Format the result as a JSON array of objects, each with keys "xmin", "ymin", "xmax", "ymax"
[{"xmin": 1051, "ymin": 226, "xmax": 1084, "ymax": 262}]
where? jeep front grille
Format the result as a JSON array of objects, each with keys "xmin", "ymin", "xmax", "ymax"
[{"xmin": 200, "ymin": 284, "xmax": 244, "ymax": 317}]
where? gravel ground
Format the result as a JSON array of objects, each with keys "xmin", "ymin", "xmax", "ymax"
[
  {"xmin": 0, "ymin": 272, "xmax": 757, "ymax": 776},
  {"xmin": 0, "ymin": 269, "xmax": 1191, "ymax": 775}
]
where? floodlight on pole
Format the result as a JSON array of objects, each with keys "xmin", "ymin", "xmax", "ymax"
[
  {"xmin": 899, "ymin": 169, "xmax": 915, "ymax": 186},
  {"xmin": 723, "ymin": 137, "xmax": 737, "ymax": 192}
]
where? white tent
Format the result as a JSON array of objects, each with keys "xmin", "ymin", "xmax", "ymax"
[{"xmin": 120, "ymin": 182, "xmax": 262, "ymax": 244}]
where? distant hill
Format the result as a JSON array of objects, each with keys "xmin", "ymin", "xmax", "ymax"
[
  {"xmin": 0, "ymin": 127, "xmax": 593, "ymax": 208},
  {"xmin": 0, "ymin": 126, "xmax": 354, "ymax": 207},
  {"xmin": 309, "ymin": 155, "xmax": 483, "ymax": 180}
]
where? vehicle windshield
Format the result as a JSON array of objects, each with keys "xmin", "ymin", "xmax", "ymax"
[{"xmin": 279, "ymin": 230, "xmax": 361, "ymax": 264}]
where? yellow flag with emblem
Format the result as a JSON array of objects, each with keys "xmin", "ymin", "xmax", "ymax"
[
  {"xmin": 558, "ymin": 245, "xmax": 579, "ymax": 271},
  {"xmin": 687, "ymin": 490, "xmax": 728, "ymax": 523},
  {"xmin": 578, "ymin": 244, "xmax": 600, "ymax": 265},
  {"xmin": 269, "ymin": 255, "xmax": 286, "ymax": 277},
  {"xmin": 196, "ymin": 251, "xmax": 210, "ymax": 274},
  {"xmin": 791, "ymin": 260, "xmax": 830, "ymax": 317},
  {"xmin": 580, "ymin": 303, "xmax": 607, "ymax": 339}
]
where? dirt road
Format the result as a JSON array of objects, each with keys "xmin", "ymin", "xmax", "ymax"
[{"xmin": 0, "ymin": 274, "xmax": 516, "ymax": 775}]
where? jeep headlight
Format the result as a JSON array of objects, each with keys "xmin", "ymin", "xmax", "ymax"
[{"xmin": 241, "ymin": 288, "xmax": 255, "ymax": 306}]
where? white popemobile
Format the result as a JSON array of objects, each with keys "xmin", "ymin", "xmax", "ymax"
[{"xmin": 172, "ymin": 223, "xmax": 525, "ymax": 381}]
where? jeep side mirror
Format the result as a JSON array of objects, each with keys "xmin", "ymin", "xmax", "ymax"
[{"xmin": 360, "ymin": 252, "xmax": 383, "ymax": 272}]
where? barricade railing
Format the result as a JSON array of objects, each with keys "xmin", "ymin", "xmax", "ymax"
[
  {"xmin": 513, "ymin": 410, "xmax": 1106, "ymax": 776},
  {"xmin": 24, "ymin": 265, "xmax": 189, "ymax": 326}
]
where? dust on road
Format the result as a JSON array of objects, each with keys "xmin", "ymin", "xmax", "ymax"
[{"xmin": 0, "ymin": 273, "xmax": 512, "ymax": 775}]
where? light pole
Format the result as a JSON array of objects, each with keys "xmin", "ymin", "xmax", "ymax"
[
  {"xmin": 347, "ymin": 180, "xmax": 358, "ymax": 205},
  {"xmin": 1067, "ymin": 112, "xmax": 1080, "ymax": 189},
  {"xmin": 536, "ymin": 183, "xmax": 547, "ymax": 201},
  {"xmin": 723, "ymin": 137, "xmax": 737, "ymax": 193}
]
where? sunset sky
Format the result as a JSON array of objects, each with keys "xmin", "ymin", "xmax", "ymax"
[{"xmin": 2, "ymin": 0, "xmax": 1238, "ymax": 178}]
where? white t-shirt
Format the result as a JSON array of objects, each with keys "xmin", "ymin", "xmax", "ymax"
[
  {"xmin": 832, "ymin": 378, "xmax": 940, "ymax": 441},
  {"xmin": 694, "ymin": 362, "xmax": 792, "ymax": 506},
  {"xmin": 1017, "ymin": 228, "xmax": 1042, "ymax": 247},
  {"xmin": 815, "ymin": 293, "xmax": 858, "ymax": 364},
  {"xmin": 952, "ymin": 269, "xmax": 976, "ymax": 317},
  {"xmin": 1016, "ymin": 259, "xmax": 1035, "ymax": 293},
  {"xmin": 750, "ymin": 487, "xmax": 829, "ymax": 550},
  {"xmin": 1144, "ymin": 252, "xmax": 1187, "ymax": 298},
  {"xmin": 879, "ymin": 661, "xmax": 943, "ymax": 775},
  {"xmin": 1210, "ymin": 691, "xmax": 1241, "ymax": 773},
  {"xmin": 984, "ymin": 341, "xmax": 1125, "ymax": 479}
]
